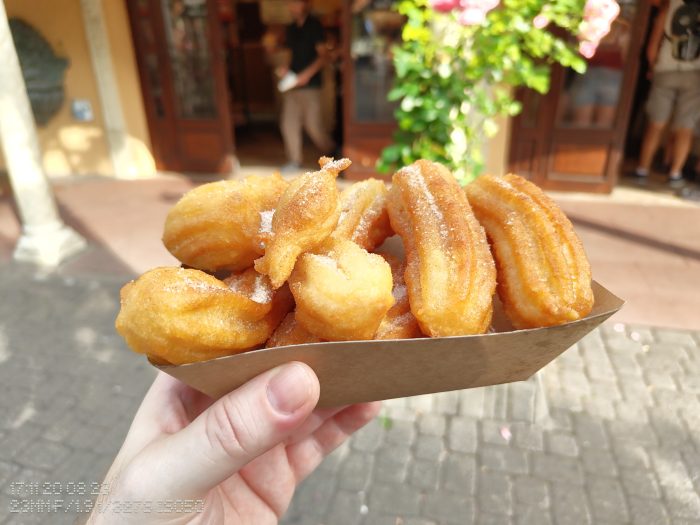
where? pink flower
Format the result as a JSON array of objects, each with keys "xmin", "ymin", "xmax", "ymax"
[
  {"xmin": 456, "ymin": 0, "xmax": 500, "ymax": 26},
  {"xmin": 458, "ymin": 7, "xmax": 488, "ymax": 25},
  {"xmin": 430, "ymin": 0, "xmax": 460, "ymax": 12},
  {"xmin": 460, "ymin": 0, "xmax": 499, "ymax": 10},
  {"xmin": 579, "ymin": 18, "xmax": 611, "ymax": 42},
  {"xmin": 533, "ymin": 14, "xmax": 549, "ymax": 29},
  {"xmin": 579, "ymin": 40, "xmax": 597, "ymax": 58}
]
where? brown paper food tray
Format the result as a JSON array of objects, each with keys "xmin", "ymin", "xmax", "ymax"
[{"xmin": 153, "ymin": 281, "xmax": 623, "ymax": 407}]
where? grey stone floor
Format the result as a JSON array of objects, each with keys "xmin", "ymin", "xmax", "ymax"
[{"xmin": 0, "ymin": 264, "xmax": 699, "ymax": 524}]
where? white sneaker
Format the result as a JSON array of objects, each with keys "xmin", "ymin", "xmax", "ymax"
[
  {"xmin": 669, "ymin": 173, "xmax": 684, "ymax": 187},
  {"xmin": 281, "ymin": 162, "xmax": 301, "ymax": 174}
]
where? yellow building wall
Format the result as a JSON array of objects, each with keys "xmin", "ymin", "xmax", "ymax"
[
  {"xmin": 0, "ymin": 0, "xmax": 156, "ymax": 178},
  {"xmin": 1, "ymin": 0, "xmax": 112, "ymax": 176},
  {"xmin": 485, "ymin": 115, "xmax": 511, "ymax": 176},
  {"xmin": 102, "ymin": 0, "xmax": 156, "ymax": 178}
]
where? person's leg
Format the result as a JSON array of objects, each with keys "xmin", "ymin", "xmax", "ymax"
[
  {"xmin": 301, "ymin": 89, "xmax": 335, "ymax": 155},
  {"xmin": 280, "ymin": 91, "xmax": 304, "ymax": 166},
  {"xmin": 670, "ymin": 72, "xmax": 700, "ymax": 181},
  {"xmin": 638, "ymin": 73, "xmax": 675, "ymax": 175},
  {"xmin": 572, "ymin": 105, "xmax": 595, "ymax": 126},
  {"xmin": 638, "ymin": 121, "xmax": 668, "ymax": 172},
  {"xmin": 594, "ymin": 105, "xmax": 616, "ymax": 127},
  {"xmin": 669, "ymin": 128, "xmax": 693, "ymax": 178},
  {"xmin": 592, "ymin": 68, "xmax": 621, "ymax": 128}
]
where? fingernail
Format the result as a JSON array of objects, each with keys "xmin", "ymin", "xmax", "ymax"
[{"xmin": 267, "ymin": 363, "xmax": 313, "ymax": 415}]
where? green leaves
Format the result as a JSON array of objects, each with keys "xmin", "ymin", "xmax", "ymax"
[{"xmin": 380, "ymin": 0, "xmax": 587, "ymax": 183}]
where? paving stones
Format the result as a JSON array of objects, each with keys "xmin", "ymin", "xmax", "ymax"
[{"xmin": 2, "ymin": 263, "xmax": 700, "ymax": 525}]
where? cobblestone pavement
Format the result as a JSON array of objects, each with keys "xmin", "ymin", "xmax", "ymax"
[{"xmin": 0, "ymin": 264, "xmax": 699, "ymax": 524}]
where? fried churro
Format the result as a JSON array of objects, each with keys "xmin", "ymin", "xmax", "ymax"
[
  {"xmin": 465, "ymin": 174, "xmax": 594, "ymax": 328},
  {"xmin": 386, "ymin": 160, "xmax": 496, "ymax": 337},
  {"xmin": 116, "ymin": 267, "xmax": 292, "ymax": 364},
  {"xmin": 163, "ymin": 174, "xmax": 287, "ymax": 272},
  {"xmin": 254, "ymin": 157, "xmax": 350, "ymax": 288},
  {"xmin": 333, "ymin": 179, "xmax": 393, "ymax": 251}
]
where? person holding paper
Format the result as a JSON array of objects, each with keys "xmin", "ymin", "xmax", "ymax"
[
  {"xmin": 271, "ymin": 0, "xmax": 336, "ymax": 172},
  {"xmin": 87, "ymin": 363, "xmax": 380, "ymax": 524}
]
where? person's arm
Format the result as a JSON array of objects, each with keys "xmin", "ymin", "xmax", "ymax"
[{"xmin": 647, "ymin": 3, "xmax": 668, "ymax": 68}]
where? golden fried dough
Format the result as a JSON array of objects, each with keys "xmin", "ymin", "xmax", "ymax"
[
  {"xmin": 163, "ymin": 174, "xmax": 287, "ymax": 272},
  {"xmin": 265, "ymin": 312, "xmax": 323, "ymax": 348},
  {"xmin": 254, "ymin": 157, "xmax": 350, "ymax": 288},
  {"xmin": 115, "ymin": 267, "xmax": 292, "ymax": 364},
  {"xmin": 289, "ymin": 237, "xmax": 394, "ymax": 341},
  {"xmin": 375, "ymin": 254, "xmax": 423, "ymax": 340},
  {"xmin": 386, "ymin": 160, "xmax": 496, "ymax": 337},
  {"xmin": 465, "ymin": 174, "xmax": 594, "ymax": 328},
  {"xmin": 333, "ymin": 179, "xmax": 393, "ymax": 251}
]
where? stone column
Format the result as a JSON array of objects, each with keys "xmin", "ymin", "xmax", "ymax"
[
  {"xmin": 0, "ymin": 1, "xmax": 86, "ymax": 266},
  {"xmin": 80, "ymin": 0, "xmax": 136, "ymax": 179}
]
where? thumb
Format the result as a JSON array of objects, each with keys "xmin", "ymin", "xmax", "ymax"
[{"xmin": 126, "ymin": 362, "xmax": 319, "ymax": 499}]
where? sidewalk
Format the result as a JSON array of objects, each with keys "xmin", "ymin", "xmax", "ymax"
[{"xmin": 0, "ymin": 175, "xmax": 699, "ymax": 524}]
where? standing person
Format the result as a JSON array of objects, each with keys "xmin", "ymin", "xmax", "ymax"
[
  {"xmin": 634, "ymin": 0, "xmax": 700, "ymax": 186},
  {"xmin": 275, "ymin": 0, "xmax": 336, "ymax": 172}
]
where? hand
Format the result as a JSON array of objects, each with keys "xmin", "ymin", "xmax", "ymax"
[
  {"xmin": 276, "ymin": 66, "xmax": 289, "ymax": 78},
  {"xmin": 87, "ymin": 364, "xmax": 380, "ymax": 524},
  {"xmin": 295, "ymin": 71, "xmax": 311, "ymax": 88}
]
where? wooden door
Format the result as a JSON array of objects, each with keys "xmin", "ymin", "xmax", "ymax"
[
  {"xmin": 509, "ymin": 1, "xmax": 651, "ymax": 192},
  {"xmin": 341, "ymin": 1, "xmax": 402, "ymax": 180},
  {"xmin": 127, "ymin": 0, "xmax": 234, "ymax": 173}
]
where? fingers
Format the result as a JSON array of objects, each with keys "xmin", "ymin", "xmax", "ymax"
[
  {"xmin": 115, "ymin": 372, "xmax": 184, "ymax": 463},
  {"xmin": 285, "ymin": 406, "xmax": 348, "ymax": 445},
  {"xmin": 124, "ymin": 362, "xmax": 319, "ymax": 500},
  {"xmin": 286, "ymin": 401, "xmax": 381, "ymax": 482}
]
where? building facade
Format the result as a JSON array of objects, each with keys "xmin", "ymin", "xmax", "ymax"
[{"xmin": 1, "ymin": 0, "xmax": 653, "ymax": 191}]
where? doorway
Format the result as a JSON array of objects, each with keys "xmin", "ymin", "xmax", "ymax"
[
  {"xmin": 126, "ymin": 0, "xmax": 235, "ymax": 174},
  {"xmin": 128, "ymin": 0, "xmax": 342, "ymax": 174},
  {"xmin": 509, "ymin": 0, "xmax": 652, "ymax": 193}
]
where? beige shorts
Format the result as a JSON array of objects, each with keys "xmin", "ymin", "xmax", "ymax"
[{"xmin": 646, "ymin": 70, "xmax": 700, "ymax": 129}]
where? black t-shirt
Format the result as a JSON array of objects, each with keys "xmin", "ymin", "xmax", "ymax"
[{"xmin": 286, "ymin": 15, "xmax": 324, "ymax": 88}]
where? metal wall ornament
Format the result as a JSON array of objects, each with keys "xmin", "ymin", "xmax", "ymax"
[{"xmin": 9, "ymin": 18, "xmax": 69, "ymax": 126}]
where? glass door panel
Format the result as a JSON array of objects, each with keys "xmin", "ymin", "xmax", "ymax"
[{"xmin": 161, "ymin": 0, "xmax": 216, "ymax": 119}]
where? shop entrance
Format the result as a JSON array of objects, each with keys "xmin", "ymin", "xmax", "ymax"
[
  {"xmin": 126, "ymin": 0, "xmax": 235, "ymax": 174},
  {"xmin": 509, "ymin": 0, "xmax": 652, "ymax": 193},
  {"xmin": 127, "ymin": 0, "xmax": 344, "ymax": 174}
]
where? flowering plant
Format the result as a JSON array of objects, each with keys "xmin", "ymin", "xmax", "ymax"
[{"xmin": 379, "ymin": 0, "xmax": 620, "ymax": 183}]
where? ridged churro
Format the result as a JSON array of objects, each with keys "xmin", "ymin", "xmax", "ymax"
[
  {"xmin": 465, "ymin": 174, "xmax": 594, "ymax": 328},
  {"xmin": 265, "ymin": 312, "xmax": 323, "ymax": 348},
  {"xmin": 386, "ymin": 160, "xmax": 496, "ymax": 337},
  {"xmin": 333, "ymin": 179, "xmax": 393, "ymax": 251},
  {"xmin": 375, "ymin": 254, "xmax": 423, "ymax": 340}
]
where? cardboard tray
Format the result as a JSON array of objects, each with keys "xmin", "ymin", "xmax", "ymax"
[{"xmin": 154, "ymin": 281, "xmax": 623, "ymax": 407}]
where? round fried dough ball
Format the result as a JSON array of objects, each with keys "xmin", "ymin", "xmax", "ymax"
[
  {"xmin": 115, "ymin": 267, "xmax": 292, "ymax": 364},
  {"xmin": 289, "ymin": 238, "xmax": 394, "ymax": 341}
]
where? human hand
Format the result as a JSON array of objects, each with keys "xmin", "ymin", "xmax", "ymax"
[
  {"xmin": 87, "ymin": 364, "xmax": 380, "ymax": 524},
  {"xmin": 276, "ymin": 66, "xmax": 289, "ymax": 78},
  {"xmin": 295, "ymin": 72, "xmax": 311, "ymax": 88}
]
